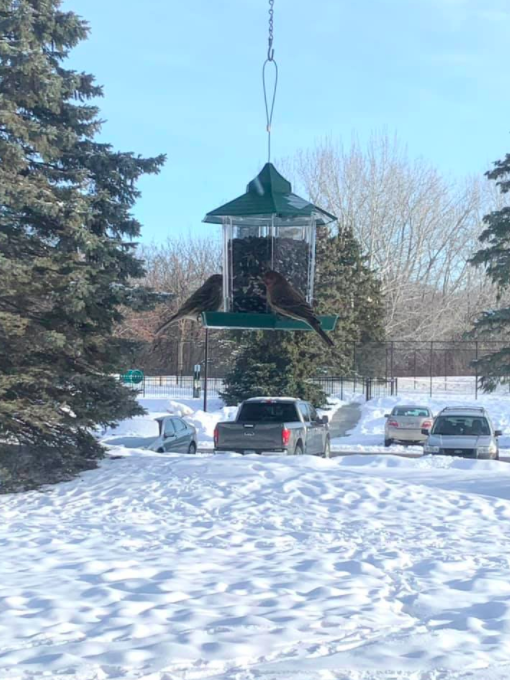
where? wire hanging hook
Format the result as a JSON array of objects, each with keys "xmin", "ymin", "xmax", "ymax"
[
  {"xmin": 268, "ymin": 40, "xmax": 274, "ymax": 61},
  {"xmin": 262, "ymin": 0, "xmax": 278, "ymax": 162}
]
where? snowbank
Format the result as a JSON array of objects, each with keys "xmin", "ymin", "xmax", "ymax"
[{"xmin": 2, "ymin": 452, "xmax": 510, "ymax": 679}]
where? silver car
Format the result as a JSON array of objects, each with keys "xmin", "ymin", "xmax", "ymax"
[
  {"xmin": 384, "ymin": 405, "xmax": 433, "ymax": 447},
  {"xmin": 422, "ymin": 407, "xmax": 501, "ymax": 460},
  {"xmin": 149, "ymin": 416, "xmax": 198, "ymax": 454}
]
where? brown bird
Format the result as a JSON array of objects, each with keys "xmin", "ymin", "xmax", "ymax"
[
  {"xmin": 155, "ymin": 274, "xmax": 223, "ymax": 336},
  {"xmin": 263, "ymin": 270, "xmax": 334, "ymax": 348}
]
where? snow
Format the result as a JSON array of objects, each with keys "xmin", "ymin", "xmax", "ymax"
[
  {"xmin": 99, "ymin": 397, "xmax": 238, "ymax": 450},
  {"xmin": 332, "ymin": 392, "xmax": 510, "ymax": 455},
  {"xmin": 3, "ymin": 393, "xmax": 510, "ymax": 678},
  {"xmin": 101, "ymin": 396, "xmax": 346, "ymax": 451},
  {"xmin": 398, "ymin": 375, "xmax": 510, "ymax": 397},
  {"xmin": 2, "ymin": 450, "xmax": 510, "ymax": 679}
]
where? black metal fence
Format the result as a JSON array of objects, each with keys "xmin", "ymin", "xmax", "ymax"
[
  {"xmin": 130, "ymin": 374, "xmax": 398, "ymax": 403},
  {"xmin": 313, "ymin": 376, "xmax": 398, "ymax": 401},
  {"xmin": 350, "ymin": 340, "xmax": 510, "ymax": 398},
  {"xmin": 353, "ymin": 340, "xmax": 505, "ymax": 378},
  {"xmin": 135, "ymin": 375, "xmax": 225, "ymax": 399},
  {"xmin": 128, "ymin": 339, "xmax": 510, "ymax": 402}
]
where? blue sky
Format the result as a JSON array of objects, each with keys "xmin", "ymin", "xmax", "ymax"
[{"xmin": 63, "ymin": 0, "xmax": 510, "ymax": 244}]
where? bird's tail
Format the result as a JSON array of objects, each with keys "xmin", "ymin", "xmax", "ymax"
[
  {"xmin": 155, "ymin": 312, "xmax": 181, "ymax": 337},
  {"xmin": 311, "ymin": 320, "xmax": 335, "ymax": 348}
]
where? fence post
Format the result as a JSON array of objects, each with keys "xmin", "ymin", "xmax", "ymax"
[
  {"xmin": 365, "ymin": 378, "xmax": 371, "ymax": 401},
  {"xmin": 340, "ymin": 377, "xmax": 344, "ymax": 401},
  {"xmin": 390, "ymin": 341, "xmax": 394, "ymax": 379},
  {"xmin": 444, "ymin": 350, "xmax": 448, "ymax": 392},
  {"xmin": 414, "ymin": 350, "xmax": 417, "ymax": 390},
  {"xmin": 475, "ymin": 341, "xmax": 479, "ymax": 400},
  {"xmin": 429, "ymin": 341, "xmax": 433, "ymax": 398}
]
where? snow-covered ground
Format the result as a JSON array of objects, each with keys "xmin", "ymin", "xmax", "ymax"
[
  {"xmin": 398, "ymin": 375, "xmax": 510, "ymax": 397},
  {"xmin": 2, "ymin": 451, "xmax": 510, "ymax": 679},
  {"xmin": 4, "ymin": 393, "xmax": 510, "ymax": 679},
  {"xmin": 332, "ymin": 393, "xmax": 510, "ymax": 455}
]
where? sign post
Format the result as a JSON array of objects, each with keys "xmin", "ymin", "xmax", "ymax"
[
  {"xmin": 193, "ymin": 364, "xmax": 201, "ymax": 399},
  {"xmin": 203, "ymin": 328, "xmax": 209, "ymax": 412}
]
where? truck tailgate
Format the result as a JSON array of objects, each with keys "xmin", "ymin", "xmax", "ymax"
[{"xmin": 217, "ymin": 422, "xmax": 285, "ymax": 451}]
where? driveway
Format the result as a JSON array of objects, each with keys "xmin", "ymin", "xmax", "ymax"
[{"xmin": 328, "ymin": 402, "xmax": 361, "ymax": 439}]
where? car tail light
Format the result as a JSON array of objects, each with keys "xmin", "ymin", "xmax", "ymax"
[
  {"xmin": 388, "ymin": 420, "xmax": 399, "ymax": 428},
  {"xmin": 422, "ymin": 420, "xmax": 432, "ymax": 429},
  {"xmin": 213, "ymin": 427, "xmax": 219, "ymax": 446},
  {"xmin": 282, "ymin": 427, "xmax": 291, "ymax": 446}
]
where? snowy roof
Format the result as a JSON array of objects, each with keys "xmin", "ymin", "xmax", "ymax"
[{"xmin": 244, "ymin": 396, "xmax": 300, "ymax": 403}]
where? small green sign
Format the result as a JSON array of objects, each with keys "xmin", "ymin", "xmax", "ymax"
[
  {"xmin": 130, "ymin": 369, "xmax": 144, "ymax": 384},
  {"xmin": 121, "ymin": 369, "xmax": 144, "ymax": 385}
]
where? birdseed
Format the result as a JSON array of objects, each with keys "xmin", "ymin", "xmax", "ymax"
[{"xmin": 229, "ymin": 236, "xmax": 310, "ymax": 312}]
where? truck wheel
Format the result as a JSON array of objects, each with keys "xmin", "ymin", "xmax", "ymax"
[
  {"xmin": 323, "ymin": 438, "xmax": 331, "ymax": 458},
  {"xmin": 384, "ymin": 439, "xmax": 393, "ymax": 447},
  {"xmin": 187, "ymin": 442, "xmax": 197, "ymax": 454},
  {"xmin": 294, "ymin": 443, "xmax": 304, "ymax": 456}
]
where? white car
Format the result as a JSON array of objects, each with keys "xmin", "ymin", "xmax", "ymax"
[{"xmin": 384, "ymin": 405, "xmax": 433, "ymax": 447}]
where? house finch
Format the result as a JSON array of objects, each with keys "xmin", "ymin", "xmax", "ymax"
[
  {"xmin": 155, "ymin": 274, "xmax": 223, "ymax": 336},
  {"xmin": 263, "ymin": 270, "xmax": 334, "ymax": 348}
]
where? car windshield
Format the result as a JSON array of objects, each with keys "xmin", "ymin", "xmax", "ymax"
[
  {"xmin": 432, "ymin": 416, "xmax": 490, "ymax": 436},
  {"xmin": 238, "ymin": 402, "xmax": 299, "ymax": 422},
  {"xmin": 393, "ymin": 407, "xmax": 430, "ymax": 417}
]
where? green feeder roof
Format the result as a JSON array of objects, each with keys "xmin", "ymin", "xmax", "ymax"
[{"xmin": 203, "ymin": 163, "xmax": 337, "ymax": 225}]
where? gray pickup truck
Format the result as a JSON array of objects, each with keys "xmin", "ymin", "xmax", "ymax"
[{"xmin": 214, "ymin": 397, "xmax": 331, "ymax": 457}]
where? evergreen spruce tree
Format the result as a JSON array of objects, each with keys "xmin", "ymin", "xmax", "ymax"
[
  {"xmin": 221, "ymin": 226, "xmax": 384, "ymax": 406},
  {"xmin": 0, "ymin": 0, "xmax": 165, "ymax": 476},
  {"xmin": 470, "ymin": 153, "xmax": 510, "ymax": 388},
  {"xmin": 220, "ymin": 330, "xmax": 327, "ymax": 406},
  {"xmin": 314, "ymin": 225, "xmax": 385, "ymax": 373}
]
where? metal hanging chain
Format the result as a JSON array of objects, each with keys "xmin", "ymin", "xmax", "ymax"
[
  {"xmin": 262, "ymin": 0, "xmax": 278, "ymax": 163},
  {"xmin": 267, "ymin": 0, "xmax": 274, "ymax": 60}
]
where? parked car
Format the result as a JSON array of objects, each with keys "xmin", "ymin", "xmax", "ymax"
[
  {"xmin": 384, "ymin": 405, "xmax": 433, "ymax": 446},
  {"xmin": 214, "ymin": 397, "xmax": 330, "ymax": 457},
  {"xmin": 149, "ymin": 416, "xmax": 198, "ymax": 454},
  {"xmin": 422, "ymin": 406, "xmax": 502, "ymax": 459}
]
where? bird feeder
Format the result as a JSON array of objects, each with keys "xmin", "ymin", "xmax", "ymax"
[{"xmin": 202, "ymin": 162, "xmax": 338, "ymax": 331}]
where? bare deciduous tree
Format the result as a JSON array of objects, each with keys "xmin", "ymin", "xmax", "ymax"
[
  {"xmin": 288, "ymin": 133, "xmax": 505, "ymax": 341},
  {"xmin": 116, "ymin": 234, "xmax": 222, "ymax": 374}
]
